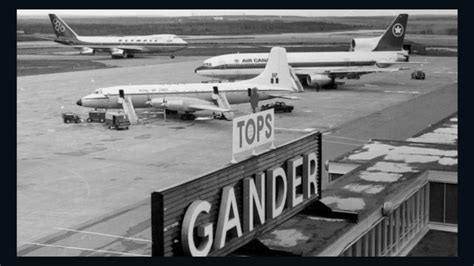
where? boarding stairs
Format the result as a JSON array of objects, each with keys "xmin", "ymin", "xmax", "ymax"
[
  {"xmin": 119, "ymin": 96, "xmax": 138, "ymax": 124},
  {"xmin": 212, "ymin": 92, "xmax": 234, "ymax": 121},
  {"xmin": 289, "ymin": 68, "xmax": 305, "ymax": 92}
]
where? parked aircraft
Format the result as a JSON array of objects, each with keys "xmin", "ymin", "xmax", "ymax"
[
  {"xmin": 195, "ymin": 14, "xmax": 414, "ymax": 89},
  {"xmin": 48, "ymin": 14, "xmax": 188, "ymax": 59},
  {"xmin": 76, "ymin": 47, "xmax": 299, "ymax": 120}
]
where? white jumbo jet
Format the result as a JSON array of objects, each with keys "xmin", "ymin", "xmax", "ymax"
[
  {"xmin": 195, "ymin": 14, "xmax": 416, "ymax": 89},
  {"xmin": 48, "ymin": 14, "xmax": 188, "ymax": 59},
  {"xmin": 76, "ymin": 47, "xmax": 299, "ymax": 121}
]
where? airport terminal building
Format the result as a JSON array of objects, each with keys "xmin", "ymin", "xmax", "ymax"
[{"xmin": 148, "ymin": 113, "xmax": 457, "ymax": 257}]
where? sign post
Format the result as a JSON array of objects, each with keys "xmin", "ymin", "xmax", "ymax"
[{"xmin": 249, "ymin": 87, "xmax": 260, "ymax": 114}]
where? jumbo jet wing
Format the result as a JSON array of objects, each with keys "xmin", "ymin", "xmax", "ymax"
[{"xmin": 81, "ymin": 45, "xmax": 145, "ymax": 53}]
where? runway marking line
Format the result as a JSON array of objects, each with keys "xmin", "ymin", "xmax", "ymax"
[
  {"xmin": 323, "ymin": 140, "xmax": 363, "ymax": 147},
  {"xmin": 54, "ymin": 227, "xmax": 151, "ymax": 243},
  {"xmin": 384, "ymin": 90, "xmax": 419, "ymax": 94},
  {"xmin": 22, "ymin": 242, "xmax": 148, "ymax": 257},
  {"xmin": 275, "ymin": 127, "xmax": 317, "ymax": 133},
  {"xmin": 323, "ymin": 135, "xmax": 367, "ymax": 142}
]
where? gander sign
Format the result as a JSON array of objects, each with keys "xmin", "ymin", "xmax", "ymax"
[{"xmin": 151, "ymin": 132, "xmax": 321, "ymax": 256}]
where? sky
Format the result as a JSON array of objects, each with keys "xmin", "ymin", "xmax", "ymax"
[{"xmin": 17, "ymin": 9, "xmax": 457, "ymax": 17}]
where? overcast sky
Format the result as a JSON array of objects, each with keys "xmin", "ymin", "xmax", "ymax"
[{"xmin": 17, "ymin": 9, "xmax": 457, "ymax": 17}]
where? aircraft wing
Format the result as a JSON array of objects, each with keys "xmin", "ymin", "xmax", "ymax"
[
  {"xmin": 188, "ymin": 104, "xmax": 233, "ymax": 113},
  {"xmin": 268, "ymin": 94, "xmax": 300, "ymax": 100},
  {"xmin": 77, "ymin": 45, "xmax": 145, "ymax": 53},
  {"xmin": 116, "ymin": 46, "xmax": 145, "ymax": 52},
  {"xmin": 295, "ymin": 66, "xmax": 409, "ymax": 79},
  {"xmin": 376, "ymin": 60, "xmax": 428, "ymax": 67}
]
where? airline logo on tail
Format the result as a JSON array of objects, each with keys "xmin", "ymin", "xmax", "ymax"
[
  {"xmin": 392, "ymin": 23, "xmax": 404, "ymax": 37},
  {"xmin": 48, "ymin": 14, "xmax": 79, "ymax": 40},
  {"xmin": 373, "ymin": 13, "xmax": 408, "ymax": 51},
  {"xmin": 52, "ymin": 18, "xmax": 66, "ymax": 33}
]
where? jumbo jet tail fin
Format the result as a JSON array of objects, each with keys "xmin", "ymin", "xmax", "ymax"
[
  {"xmin": 48, "ymin": 14, "xmax": 80, "ymax": 40},
  {"xmin": 247, "ymin": 47, "xmax": 294, "ymax": 91},
  {"xmin": 373, "ymin": 14, "xmax": 408, "ymax": 51}
]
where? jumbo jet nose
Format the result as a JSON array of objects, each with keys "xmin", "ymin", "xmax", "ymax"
[{"xmin": 76, "ymin": 99, "xmax": 82, "ymax": 106}]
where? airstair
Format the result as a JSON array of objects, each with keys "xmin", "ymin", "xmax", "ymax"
[
  {"xmin": 212, "ymin": 92, "xmax": 234, "ymax": 121},
  {"xmin": 119, "ymin": 96, "xmax": 138, "ymax": 124},
  {"xmin": 289, "ymin": 68, "xmax": 305, "ymax": 92}
]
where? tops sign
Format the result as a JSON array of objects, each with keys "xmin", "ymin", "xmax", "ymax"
[{"xmin": 232, "ymin": 109, "xmax": 274, "ymax": 157}]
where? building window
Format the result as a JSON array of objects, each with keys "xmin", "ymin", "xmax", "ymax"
[{"xmin": 430, "ymin": 182, "xmax": 458, "ymax": 225}]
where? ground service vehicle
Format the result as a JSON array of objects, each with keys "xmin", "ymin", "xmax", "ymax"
[
  {"xmin": 62, "ymin": 112, "xmax": 81, "ymax": 124},
  {"xmin": 105, "ymin": 112, "xmax": 130, "ymax": 130},
  {"xmin": 261, "ymin": 102, "xmax": 294, "ymax": 113},
  {"xmin": 411, "ymin": 70, "xmax": 426, "ymax": 80},
  {"xmin": 86, "ymin": 110, "xmax": 106, "ymax": 123}
]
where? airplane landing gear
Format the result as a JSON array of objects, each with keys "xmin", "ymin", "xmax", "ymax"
[
  {"xmin": 126, "ymin": 54, "xmax": 134, "ymax": 58},
  {"xmin": 181, "ymin": 113, "xmax": 196, "ymax": 120},
  {"xmin": 170, "ymin": 55, "xmax": 175, "ymax": 59}
]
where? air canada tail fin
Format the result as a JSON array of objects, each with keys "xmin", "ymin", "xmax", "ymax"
[
  {"xmin": 373, "ymin": 14, "xmax": 408, "ymax": 51},
  {"xmin": 48, "ymin": 14, "xmax": 80, "ymax": 40},
  {"xmin": 247, "ymin": 47, "xmax": 293, "ymax": 90}
]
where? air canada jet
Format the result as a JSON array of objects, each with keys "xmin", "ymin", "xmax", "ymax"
[
  {"xmin": 48, "ymin": 14, "xmax": 188, "ymax": 59},
  {"xmin": 195, "ymin": 14, "xmax": 416, "ymax": 89},
  {"xmin": 77, "ymin": 47, "xmax": 299, "ymax": 121}
]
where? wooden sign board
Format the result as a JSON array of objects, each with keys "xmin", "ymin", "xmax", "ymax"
[{"xmin": 151, "ymin": 132, "xmax": 322, "ymax": 256}]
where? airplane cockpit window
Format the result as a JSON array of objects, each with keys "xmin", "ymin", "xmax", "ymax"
[{"xmin": 94, "ymin": 89, "xmax": 103, "ymax": 94}]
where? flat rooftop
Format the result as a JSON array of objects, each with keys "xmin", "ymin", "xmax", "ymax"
[{"xmin": 251, "ymin": 114, "xmax": 457, "ymax": 256}]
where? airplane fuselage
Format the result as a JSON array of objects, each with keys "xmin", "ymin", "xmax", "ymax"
[
  {"xmin": 56, "ymin": 34, "xmax": 188, "ymax": 53},
  {"xmin": 79, "ymin": 82, "xmax": 292, "ymax": 110},
  {"xmin": 195, "ymin": 50, "xmax": 408, "ymax": 80}
]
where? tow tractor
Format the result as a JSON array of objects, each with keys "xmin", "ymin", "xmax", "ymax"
[
  {"xmin": 105, "ymin": 112, "xmax": 130, "ymax": 130},
  {"xmin": 62, "ymin": 112, "xmax": 81, "ymax": 124},
  {"xmin": 86, "ymin": 110, "xmax": 106, "ymax": 123}
]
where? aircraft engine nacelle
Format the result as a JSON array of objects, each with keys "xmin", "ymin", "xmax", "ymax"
[
  {"xmin": 111, "ymin": 48, "xmax": 125, "ymax": 58},
  {"xmin": 306, "ymin": 74, "xmax": 332, "ymax": 87},
  {"xmin": 149, "ymin": 97, "xmax": 211, "ymax": 112},
  {"xmin": 80, "ymin": 47, "xmax": 95, "ymax": 55},
  {"xmin": 350, "ymin": 37, "xmax": 380, "ymax": 52}
]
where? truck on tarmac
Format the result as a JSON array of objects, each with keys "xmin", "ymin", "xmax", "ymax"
[
  {"xmin": 62, "ymin": 112, "xmax": 81, "ymax": 124},
  {"xmin": 105, "ymin": 112, "xmax": 130, "ymax": 130},
  {"xmin": 86, "ymin": 110, "xmax": 106, "ymax": 123}
]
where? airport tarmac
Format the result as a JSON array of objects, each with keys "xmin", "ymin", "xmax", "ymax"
[{"xmin": 17, "ymin": 54, "xmax": 457, "ymax": 255}]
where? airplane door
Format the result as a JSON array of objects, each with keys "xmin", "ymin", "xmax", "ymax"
[
  {"xmin": 213, "ymin": 86, "xmax": 219, "ymax": 94},
  {"xmin": 119, "ymin": 89, "xmax": 125, "ymax": 98}
]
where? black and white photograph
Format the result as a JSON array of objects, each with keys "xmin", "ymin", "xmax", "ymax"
[{"xmin": 15, "ymin": 9, "xmax": 459, "ymax": 258}]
